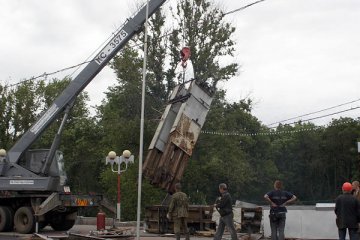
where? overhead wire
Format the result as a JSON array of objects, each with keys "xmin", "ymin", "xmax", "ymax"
[
  {"xmin": 267, "ymin": 98, "xmax": 360, "ymax": 127},
  {"xmin": 7, "ymin": 61, "xmax": 91, "ymax": 88},
  {"xmin": 279, "ymin": 106, "xmax": 360, "ymax": 127}
]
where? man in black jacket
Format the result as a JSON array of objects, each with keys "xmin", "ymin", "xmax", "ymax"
[
  {"xmin": 335, "ymin": 182, "xmax": 360, "ymax": 240},
  {"xmin": 213, "ymin": 183, "xmax": 238, "ymax": 240}
]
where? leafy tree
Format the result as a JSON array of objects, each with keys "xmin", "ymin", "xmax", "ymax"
[
  {"xmin": 168, "ymin": 0, "xmax": 238, "ymax": 87},
  {"xmin": 321, "ymin": 118, "xmax": 360, "ymax": 198},
  {"xmin": 0, "ymin": 80, "xmax": 40, "ymax": 147},
  {"xmin": 0, "ymin": 78, "xmax": 102, "ymax": 195},
  {"xmin": 0, "ymin": 84, "xmax": 13, "ymax": 149},
  {"xmin": 268, "ymin": 123, "xmax": 323, "ymax": 203},
  {"xmin": 184, "ymin": 92, "xmax": 270, "ymax": 203}
]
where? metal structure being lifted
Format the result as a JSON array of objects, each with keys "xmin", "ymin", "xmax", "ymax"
[{"xmin": 143, "ymin": 80, "xmax": 215, "ymax": 192}]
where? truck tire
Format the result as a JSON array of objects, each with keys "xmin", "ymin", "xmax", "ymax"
[
  {"xmin": 14, "ymin": 206, "xmax": 35, "ymax": 234},
  {"xmin": 49, "ymin": 212, "xmax": 76, "ymax": 231},
  {"xmin": 0, "ymin": 206, "xmax": 14, "ymax": 232}
]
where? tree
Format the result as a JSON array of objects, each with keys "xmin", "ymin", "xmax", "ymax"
[
  {"xmin": 184, "ymin": 92, "xmax": 270, "ymax": 203},
  {"xmin": 0, "ymin": 80, "xmax": 40, "ymax": 148},
  {"xmin": 0, "ymin": 78, "xmax": 102, "ymax": 196},
  {"xmin": 321, "ymin": 118, "xmax": 360, "ymax": 198},
  {"xmin": 168, "ymin": 0, "xmax": 238, "ymax": 88},
  {"xmin": 268, "ymin": 123, "xmax": 323, "ymax": 202},
  {"xmin": 0, "ymin": 84, "xmax": 13, "ymax": 149}
]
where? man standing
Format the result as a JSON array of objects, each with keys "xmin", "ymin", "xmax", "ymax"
[
  {"xmin": 213, "ymin": 183, "xmax": 238, "ymax": 240},
  {"xmin": 167, "ymin": 183, "xmax": 190, "ymax": 240},
  {"xmin": 264, "ymin": 180, "xmax": 297, "ymax": 240},
  {"xmin": 174, "ymin": 47, "xmax": 194, "ymax": 86},
  {"xmin": 335, "ymin": 182, "xmax": 360, "ymax": 240},
  {"xmin": 352, "ymin": 180, "xmax": 360, "ymax": 233},
  {"xmin": 352, "ymin": 181, "xmax": 360, "ymax": 201}
]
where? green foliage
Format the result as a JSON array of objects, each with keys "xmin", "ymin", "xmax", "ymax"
[
  {"xmin": 0, "ymin": 80, "xmax": 40, "ymax": 147},
  {"xmin": 0, "ymin": 78, "xmax": 102, "ymax": 195},
  {"xmin": 0, "ymin": 84, "xmax": 14, "ymax": 149},
  {"xmin": 169, "ymin": 0, "xmax": 238, "ymax": 87},
  {"xmin": 184, "ymin": 93, "xmax": 269, "ymax": 203}
]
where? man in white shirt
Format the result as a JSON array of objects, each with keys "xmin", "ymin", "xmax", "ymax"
[{"xmin": 174, "ymin": 47, "xmax": 194, "ymax": 85}]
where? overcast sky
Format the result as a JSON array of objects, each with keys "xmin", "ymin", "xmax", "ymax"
[{"xmin": 0, "ymin": 0, "xmax": 359, "ymax": 127}]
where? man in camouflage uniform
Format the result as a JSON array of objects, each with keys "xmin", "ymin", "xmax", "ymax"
[{"xmin": 167, "ymin": 183, "xmax": 190, "ymax": 240}]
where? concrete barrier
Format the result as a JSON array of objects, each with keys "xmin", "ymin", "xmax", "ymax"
[{"xmin": 262, "ymin": 204, "xmax": 338, "ymax": 239}]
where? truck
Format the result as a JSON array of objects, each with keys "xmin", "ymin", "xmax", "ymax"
[{"xmin": 0, "ymin": 0, "xmax": 166, "ymax": 234}]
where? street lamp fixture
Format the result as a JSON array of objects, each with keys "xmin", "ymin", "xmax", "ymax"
[{"xmin": 106, "ymin": 150, "xmax": 134, "ymax": 221}]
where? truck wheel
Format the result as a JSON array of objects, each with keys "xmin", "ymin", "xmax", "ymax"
[
  {"xmin": 0, "ymin": 206, "xmax": 14, "ymax": 232},
  {"xmin": 49, "ymin": 213, "xmax": 76, "ymax": 231},
  {"xmin": 14, "ymin": 206, "xmax": 35, "ymax": 234}
]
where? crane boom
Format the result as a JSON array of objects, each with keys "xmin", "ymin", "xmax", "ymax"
[{"xmin": 8, "ymin": 0, "xmax": 166, "ymax": 164}]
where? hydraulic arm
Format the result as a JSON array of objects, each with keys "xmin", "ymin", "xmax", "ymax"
[{"xmin": 7, "ymin": 0, "xmax": 166, "ymax": 165}]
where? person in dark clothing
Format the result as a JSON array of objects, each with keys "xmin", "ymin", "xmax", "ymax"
[
  {"xmin": 213, "ymin": 183, "xmax": 238, "ymax": 240},
  {"xmin": 264, "ymin": 180, "xmax": 297, "ymax": 240},
  {"xmin": 335, "ymin": 182, "xmax": 360, "ymax": 240},
  {"xmin": 352, "ymin": 181, "xmax": 360, "ymax": 201}
]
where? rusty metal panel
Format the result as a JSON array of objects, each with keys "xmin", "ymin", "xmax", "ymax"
[
  {"xmin": 170, "ymin": 115, "xmax": 200, "ymax": 156},
  {"xmin": 143, "ymin": 80, "xmax": 214, "ymax": 192}
]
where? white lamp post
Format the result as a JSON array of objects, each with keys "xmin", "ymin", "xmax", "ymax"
[{"xmin": 106, "ymin": 150, "xmax": 134, "ymax": 221}]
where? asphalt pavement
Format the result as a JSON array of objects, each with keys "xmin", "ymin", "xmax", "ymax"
[
  {"xmin": 0, "ymin": 224, "xmax": 212, "ymax": 239},
  {"xmin": 0, "ymin": 217, "xmax": 260, "ymax": 240}
]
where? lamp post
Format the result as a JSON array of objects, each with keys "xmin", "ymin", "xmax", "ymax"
[{"xmin": 106, "ymin": 150, "xmax": 134, "ymax": 221}]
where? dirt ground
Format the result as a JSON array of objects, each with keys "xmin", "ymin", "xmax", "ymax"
[{"xmin": 0, "ymin": 223, "xmax": 262, "ymax": 240}]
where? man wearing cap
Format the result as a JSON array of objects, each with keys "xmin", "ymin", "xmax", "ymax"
[{"xmin": 335, "ymin": 182, "xmax": 360, "ymax": 240}]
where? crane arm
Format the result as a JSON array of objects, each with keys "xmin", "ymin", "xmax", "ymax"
[{"xmin": 8, "ymin": 0, "xmax": 166, "ymax": 163}]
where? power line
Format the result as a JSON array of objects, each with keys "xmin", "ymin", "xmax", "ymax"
[
  {"xmin": 7, "ymin": 61, "xmax": 90, "ymax": 88},
  {"xmin": 293, "ymin": 106, "xmax": 360, "ymax": 124},
  {"xmin": 267, "ymin": 98, "xmax": 360, "ymax": 126},
  {"xmin": 223, "ymin": 0, "xmax": 266, "ymax": 16}
]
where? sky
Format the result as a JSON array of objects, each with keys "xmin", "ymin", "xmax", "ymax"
[{"xmin": 0, "ymin": 0, "xmax": 359, "ymax": 127}]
